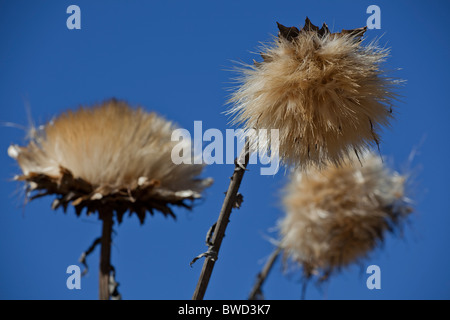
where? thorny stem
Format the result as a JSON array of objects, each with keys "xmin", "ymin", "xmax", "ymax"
[
  {"xmin": 248, "ymin": 246, "xmax": 282, "ymax": 300},
  {"xmin": 99, "ymin": 211, "xmax": 113, "ymax": 300},
  {"xmin": 192, "ymin": 141, "xmax": 250, "ymax": 300}
]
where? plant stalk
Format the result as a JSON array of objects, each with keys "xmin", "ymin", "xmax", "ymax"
[
  {"xmin": 248, "ymin": 246, "xmax": 281, "ymax": 300},
  {"xmin": 192, "ymin": 141, "xmax": 250, "ymax": 300},
  {"xmin": 99, "ymin": 211, "xmax": 113, "ymax": 300}
]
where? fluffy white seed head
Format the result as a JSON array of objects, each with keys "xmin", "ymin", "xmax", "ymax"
[
  {"xmin": 279, "ymin": 152, "xmax": 412, "ymax": 279},
  {"xmin": 229, "ymin": 18, "xmax": 400, "ymax": 169},
  {"xmin": 9, "ymin": 99, "xmax": 212, "ymax": 222}
]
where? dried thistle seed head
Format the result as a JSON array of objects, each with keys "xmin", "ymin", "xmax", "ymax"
[
  {"xmin": 8, "ymin": 99, "xmax": 213, "ymax": 223},
  {"xmin": 229, "ymin": 17, "xmax": 400, "ymax": 169},
  {"xmin": 279, "ymin": 152, "xmax": 412, "ymax": 280}
]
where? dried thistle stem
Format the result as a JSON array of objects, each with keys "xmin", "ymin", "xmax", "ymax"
[
  {"xmin": 248, "ymin": 246, "xmax": 281, "ymax": 300},
  {"xmin": 99, "ymin": 211, "xmax": 113, "ymax": 300},
  {"xmin": 192, "ymin": 141, "xmax": 250, "ymax": 300}
]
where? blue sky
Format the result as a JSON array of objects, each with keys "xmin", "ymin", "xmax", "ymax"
[{"xmin": 0, "ymin": 0, "xmax": 449, "ymax": 300}]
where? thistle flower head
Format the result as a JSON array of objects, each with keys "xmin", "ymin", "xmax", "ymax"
[
  {"xmin": 229, "ymin": 18, "xmax": 399, "ymax": 168},
  {"xmin": 8, "ymin": 99, "xmax": 212, "ymax": 223},
  {"xmin": 279, "ymin": 152, "xmax": 412, "ymax": 280}
]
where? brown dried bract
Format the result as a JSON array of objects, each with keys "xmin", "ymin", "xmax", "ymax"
[{"xmin": 277, "ymin": 17, "xmax": 367, "ymax": 42}]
